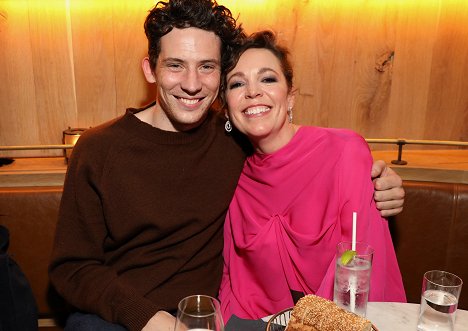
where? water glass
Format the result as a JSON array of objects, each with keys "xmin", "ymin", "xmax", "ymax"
[
  {"xmin": 333, "ymin": 241, "xmax": 374, "ymax": 317},
  {"xmin": 174, "ymin": 295, "xmax": 224, "ymax": 331},
  {"xmin": 417, "ymin": 270, "xmax": 463, "ymax": 331}
]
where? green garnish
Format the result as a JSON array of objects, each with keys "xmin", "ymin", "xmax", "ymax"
[{"xmin": 340, "ymin": 250, "xmax": 356, "ymax": 265}]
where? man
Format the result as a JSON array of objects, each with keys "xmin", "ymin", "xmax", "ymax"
[{"xmin": 49, "ymin": 1, "xmax": 404, "ymax": 331}]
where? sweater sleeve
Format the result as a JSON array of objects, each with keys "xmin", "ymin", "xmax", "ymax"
[
  {"xmin": 48, "ymin": 132, "xmax": 159, "ymax": 331},
  {"xmin": 337, "ymin": 133, "xmax": 406, "ymax": 302}
]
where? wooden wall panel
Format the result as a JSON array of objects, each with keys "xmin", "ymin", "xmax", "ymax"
[
  {"xmin": 69, "ymin": 2, "xmax": 118, "ymax": 128},
  {"xmin": 28, "ymin": 2, "xmax": 76, "ymax": 157},
  {"xmin": 112, "ymin": 1, "xmax": 156, "ymax": 114},
  {"xmin": 1, "ymin": 0, "xmax": 467, "ymax": 157},
  {"xmin": 0, "ymin": 2, "xmax": 39, "ymax": 157},
  {"xmin": 388, "ymin": 0, "xmax": 440, "ymax": 140},
  {"xmin": 425, "ymin": 1, "xmax": 468, "ymax": 142}
]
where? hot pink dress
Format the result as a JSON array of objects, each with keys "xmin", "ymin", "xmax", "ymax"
[{"xmin": 219, "ymin": 126, "xmax": 406, "ymax": 322}]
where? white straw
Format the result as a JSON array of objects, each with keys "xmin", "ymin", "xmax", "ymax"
[
  {"xmin": 352, "ymin": 212, "xmax": 357, "ymax": 251},
  {"xmin": 350, "ymin": 212, "xmax": 357, "ymax": 313}
]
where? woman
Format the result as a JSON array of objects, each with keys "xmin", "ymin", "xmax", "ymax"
[{"xmin": 218, "ymin": 31, "xmax": 406, "ymax": 322}]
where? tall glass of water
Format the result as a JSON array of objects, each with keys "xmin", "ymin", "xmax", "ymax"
[
  {"xmin": 417, "ymin": 270, "xmax": 463, "ymax": 331},
  {"xmin": 174, "ymin": 295, "xmax": 224, "ymax": 331},
  {"xmin": 333, "ymin": 241, "xmax": 374, "ymax": 317}
]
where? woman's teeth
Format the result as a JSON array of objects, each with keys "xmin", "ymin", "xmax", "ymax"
[{"xmin": 244, "ymin": 106, "xmax": 270, "ymax": 115}]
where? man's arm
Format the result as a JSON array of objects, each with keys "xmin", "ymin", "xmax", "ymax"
[{"xmin": 371, "ymin": 160, "xmax": 405, "ymax": 217}]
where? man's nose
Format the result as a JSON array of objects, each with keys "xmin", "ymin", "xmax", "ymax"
[{"xmin": 181, "ymin": 69, "xmax": 203, "ymax": 94}]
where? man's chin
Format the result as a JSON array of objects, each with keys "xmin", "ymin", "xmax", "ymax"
[{"xmin": 171, "ymin": 113, "xmax": 209, "ymax": 132}]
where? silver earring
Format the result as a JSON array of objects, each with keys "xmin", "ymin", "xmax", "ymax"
[
  {"xmin": 287, "ymin": 107, "xmax": 293, "ymax": 123},
  {"xmin": 225, "ymin": 119, "xmax": 232, "ymax": 132}
]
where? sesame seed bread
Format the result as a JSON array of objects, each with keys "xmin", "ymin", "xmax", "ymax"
[{"xmin": 285, "ymin": 295, "xmax": 372, "ymax": 331}]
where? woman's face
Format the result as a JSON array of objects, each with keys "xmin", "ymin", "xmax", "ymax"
[{"xmin": 225, "ymin": 48, "xmax": 294, "ymax": 149}]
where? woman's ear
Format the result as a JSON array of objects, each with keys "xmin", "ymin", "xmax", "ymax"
[
  {"xmin": 142, "ymin": 57, "xmax": 156, "ymax": 83},
  {"xmin": 287, "ymin": 90, "xmax": 296, "ymax": 110}
]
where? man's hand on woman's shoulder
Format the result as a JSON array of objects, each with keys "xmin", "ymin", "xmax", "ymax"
[{"xmin": 371, "ymin": 160, "xmax": 405, "ymax": 217}]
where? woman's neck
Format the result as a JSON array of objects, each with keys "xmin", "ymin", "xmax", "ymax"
[{"xmin": 253, "ymin": 124, "xmax": 300, "ymax": 155}]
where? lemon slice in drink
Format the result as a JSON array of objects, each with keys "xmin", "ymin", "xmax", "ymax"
[{"xmin": 340, "ymin": 250, "xmax": 356, "ymax": 265}]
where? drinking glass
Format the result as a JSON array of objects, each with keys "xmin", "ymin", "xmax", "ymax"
[
  {"xmin": 417, "ymin": 270, "xmax": 463, "ymax": 331},
  {"xmin": 333, "ymin": 241, "xmax": 374, "ymax": 317},
  {"xmin": 174, "ymin": 295, "xmax": 224, "ymax": 331}
]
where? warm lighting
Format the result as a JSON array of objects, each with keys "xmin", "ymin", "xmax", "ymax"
[{"xmin": 63, "ymin": 128, "xmax": 85, "ymax": 162}]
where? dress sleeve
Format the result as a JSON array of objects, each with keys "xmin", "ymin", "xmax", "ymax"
[
  {"xmin": 336, "ymin": 133, "xmax": 406, "ymax": 302},
  {"xmin": 219, "ymin": 211, "xmax": 233, "ymax": 322},
  {"xmin": 48, "ymin": 133, "xmax": 158, "ymax": 331}
]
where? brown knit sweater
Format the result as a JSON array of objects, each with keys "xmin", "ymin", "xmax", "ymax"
[{"xmin": 49, "ymin": 105, "xmax": 247, "ymax": 331}]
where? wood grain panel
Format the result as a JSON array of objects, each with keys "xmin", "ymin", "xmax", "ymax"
[
  {"xmin": 387, "ymin": 0, "xmax": 440, "ymax": 140},
  {"xmin": 0, "ymin": 1, "xmax": 39, "ymax": 157},
  {"xmin": 1, "ymin": 0, "xmax": 467, "ymax": 158},
  {"xmin": 69, "ymin": 1, "xmax": 117, "ymax": 128},
  {"xmin": 112, "ymin": 1, "xmax": 155, "ymax": 114},
  {"xmin": 425, "ymin": 1, "xmax": 468, "ymax": 142},
  {"xmin": 28, "ymin": 2, "xmax": 76, "ymax": 157}
]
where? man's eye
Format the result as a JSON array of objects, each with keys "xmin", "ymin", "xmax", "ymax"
[
  {"xmin": 201, "ymin": 64, "xmax": 215, "ymax": 71},
  {"xmin": 167, "ymin": 63, "xmax": 182, "ymax": 69}
]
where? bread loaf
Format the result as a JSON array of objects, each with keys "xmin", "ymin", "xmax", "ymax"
[{"xmin": 285, "ymin": 295, "xmax": 372, "ymax": 331}]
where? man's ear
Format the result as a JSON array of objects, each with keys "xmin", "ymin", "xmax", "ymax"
[{"xmin": 142, "ymin": 57, "xmax": 156, "ymax": 83}]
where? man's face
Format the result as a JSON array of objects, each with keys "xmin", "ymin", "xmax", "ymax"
[{"xmin": 152, "ymin": 27, "xmax": 222, "ymax": 132}]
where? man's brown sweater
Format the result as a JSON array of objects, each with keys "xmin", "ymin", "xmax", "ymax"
[{"xmin": 49, "ymin": 106, "xmax": 247, "ymax": 330}]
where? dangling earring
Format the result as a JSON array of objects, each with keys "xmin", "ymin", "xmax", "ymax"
[
  {"xmin": 225, "ymin": 119, "xmax": 232, "ymax": 132},
  {"xmin": 287, "ymin": 106, "xmax": 293, "ymax": 123}
]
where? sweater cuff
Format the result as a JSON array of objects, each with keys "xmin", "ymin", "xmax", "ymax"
[{"xmin": 112, "ymin": 288, "xmax": 160, "ymax": 331}]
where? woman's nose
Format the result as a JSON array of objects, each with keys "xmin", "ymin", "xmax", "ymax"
[{"xmin": 245, "ymin": 83, "xmax": 262, "ymax": 99}]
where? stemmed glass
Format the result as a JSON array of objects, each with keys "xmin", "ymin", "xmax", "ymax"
[{"xmin": 174, "ymin": 295, "xmax": 224, "ymax": 331}]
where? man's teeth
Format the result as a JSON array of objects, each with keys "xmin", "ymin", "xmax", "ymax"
[
  {"xmin": 179, "ymin": 98, "xmax": 200, "ymax": 105},
  {"xmin": 244, "ymin": 106, "xmax": 270, "ymax": 115}
]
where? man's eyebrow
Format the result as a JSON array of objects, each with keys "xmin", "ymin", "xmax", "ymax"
[
  {"xmin": 200, "ymin": 59, "xmax": 221, "ymax": 65},
  {"xmin": 161, "ymin": 58, "xmax": 220, "ymax": 65},
  {"xmin": 161, "ymin": 57, "xmax": 184, "ymax": 64}
]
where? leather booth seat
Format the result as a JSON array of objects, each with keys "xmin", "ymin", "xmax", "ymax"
[
  {"xmin": 0, "ymin": 180, "xmax": 467, "ymax": 329},
  {"xmin": 0, "ymin": 186, "xmax": 65, "ymax": 330},
  {"xmin": 390, "ymin": 180, "xmax": 468, "ymax": 309}
]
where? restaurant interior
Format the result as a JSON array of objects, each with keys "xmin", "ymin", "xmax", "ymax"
[{"xmin": 0, "ymin": 0, "xmax": 467, "ymax": 330}]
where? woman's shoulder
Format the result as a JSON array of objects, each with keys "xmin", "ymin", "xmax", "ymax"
[{"xmin": 300, "ymin": 126, "xmax": 366, "ymax": 146}]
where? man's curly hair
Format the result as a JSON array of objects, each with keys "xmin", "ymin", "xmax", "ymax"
[{"xmin": 144, "ymin": 0, "xmax": 245, "ymax": 73}]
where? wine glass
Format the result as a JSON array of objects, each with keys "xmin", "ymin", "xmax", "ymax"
[{"xmin": 174, "ymin": 295, "xmax": 224, "ymax": 331}]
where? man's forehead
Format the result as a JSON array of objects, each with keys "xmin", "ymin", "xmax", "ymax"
[{"xmin": 159, "ymin": 27, "xmax": 222, "ymax": 61}]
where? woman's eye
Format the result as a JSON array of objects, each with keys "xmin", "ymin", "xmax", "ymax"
[
  {"xmin": 262, "ymin": 76, "xmax": 278, "ymax": 83},
  {"xmin": 228, "ymin": 82, "xmax": 243, "ymax": 89}
]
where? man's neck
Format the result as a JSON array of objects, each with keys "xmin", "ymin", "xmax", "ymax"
[{"xmin": 134, "ymin": 104, "xmax": 209, "ymax": 132}]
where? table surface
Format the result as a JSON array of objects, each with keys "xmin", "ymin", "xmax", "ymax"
[
  {"xmin": 366, "ymin": 302, "xmax": 468, "ymax": 331},
  {"xmin": 261, "ymin": 302, "xmax": 468, "ymax": 331}
]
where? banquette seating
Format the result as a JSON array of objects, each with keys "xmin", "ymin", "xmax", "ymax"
[{"xmin": 0, "ymin": 180, "xmax": 467, "ymax": 329}]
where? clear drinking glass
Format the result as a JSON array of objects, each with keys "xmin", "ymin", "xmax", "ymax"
[
  {"xmin": 174, "ymin": 295, "xmax": 224, "ymax": 331},
  {"xmin": 417, "ymin": 270, "xmax": 463, "ymax": 331},
  {"xmin": 333, "ymin": 241, "xmax": 374, "ymax": 317}
]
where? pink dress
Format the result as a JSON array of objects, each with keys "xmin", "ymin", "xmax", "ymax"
[{"xmin": 219, "ymin": 126, "xmax": 406, "ymax": 322}]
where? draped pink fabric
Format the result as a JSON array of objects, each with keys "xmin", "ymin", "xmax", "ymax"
[{"xmin": 219, "ymin": 126, "xmax": 406, "ymax": 322}]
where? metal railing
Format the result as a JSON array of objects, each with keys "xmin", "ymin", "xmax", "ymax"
[
  {"xmin": 365, "ymin": 139, "xmax": 468, "ymax": 165},
  {"xmin": 1, "ymin": 139, "xmax": 467, "ymax": 166}
]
